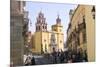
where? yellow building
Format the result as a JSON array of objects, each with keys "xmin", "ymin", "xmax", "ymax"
[
  {"xmin": 31, "ymin": 11, "xmax": 64, "ymax": 54},
  {"xmin": 66, "ymin": 5, "xmax": 95, "ymax": 62}
]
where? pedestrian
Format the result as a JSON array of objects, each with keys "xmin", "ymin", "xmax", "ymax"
[
  {"xmin": 57, "ymin": 49, "xmax": 60, "ymax": 57},
  {"xmin": 64, "ymin": 50, "xmax": 68, "ymax": 63},
  {"xmin": 59, "ymin": 50, "xmax": 65, "ymax": 63},
  {"xmin": 25, "ymin": 56, "xmax": 32, "ymax": 65},
  {"xmin": 56, "ymin": 49, "xmax": 61, "ymax": 63},
  {"xmin": 67, "ymin": 52, "xmax": 72, "ymax": 63},
  {"xmin": 31, "ymin": 56, "xmax": 36, "ymax": 65},
  {"xmin": 72, "ymin": 54, "xmax": 76, "ymax": 63},
  {"xmin": 83, "ymin": 50, "xmax": 88, "ymax": 62},
  {"xmin": 52, "ymin": 51, "xmax": 57, "ymax": 64},
  {"xmin": 75, "ymin": 48, "xmax": 84, "ymax": 62},
  {"xmin": 52, "ymin": 48, "xmax": 57, "ymax": 64}
]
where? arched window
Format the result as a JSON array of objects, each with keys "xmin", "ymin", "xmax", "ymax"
[
  {"xmin": 38, "ymin": 26, "xmax": 40, "ymax": 30},
  {"xmin": 83, "ymin": 16, "xmax": 86, "ymax": 28},
  {"xmin": 43, "ymin": 26, "xmax": 44, "ymax": 29},
  {"xmin": 82, "ymin": 30, "xmax": 86, "ymax": 43}
]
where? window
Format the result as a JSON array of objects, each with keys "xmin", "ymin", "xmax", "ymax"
[
  {"xmin": 83, "ymin": 31, "xmax": 86, "ymax": 43},
  {"xmin": 43, "ymin": 26, "xmax": 44, "ymax": 29},
  {"xmin": 53, "ymin": 39, "xmax": 55, "ymax": 42},
  {"xmin": 60, "ymin": 40, "xmax": 62, "ymax": 43},
  {"xmin": 83, "ymin": 16, "xmax": 86, "ymax": 28},
  {"xmin": 44, "ymin": 39, "xmax": 46, "ymax": 42},
  {"xmin": 60, "ymin": 29, "xmax": 62, "ymax": 32},
  {"xmin": 38, "ymin": 26, "xmax": 40, "ymax": 30},
  {"xmin": 83, "ymin": 16, "xmax": 85, "ymax": 23},
  {"xmin": 54, "ymin": 29, "xmax": 56, "ymax": 31}
]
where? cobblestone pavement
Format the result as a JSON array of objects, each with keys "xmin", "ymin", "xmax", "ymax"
[{"xmin": 34, "ymin": 55, "xmax": 53, "ymax": 65}]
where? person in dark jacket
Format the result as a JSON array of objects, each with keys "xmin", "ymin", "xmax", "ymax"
[
  {"xmin": 52, "ymin": 47, "xmax": 57, "ymax": 64},
  {"xmin": 75, "ymin": 48, "xmax": 84, "ymax": 62},
  {"xmin": 72, "ymin": 54, "xmax": 76, "ymax": 63},
  {"xmin": 59, "ymin": 50, "xmax": 65, "ymax": 63},
  {"xmin": 31, "ymin": 56, "xmax": 36, "ymax": 65},
  {"xmin": 83, "ymin": 50, "xmax": 88, "ymax": 62},
  {"xmin": 67, "ymin": 52, "xmax": 72, "ymax": 63},
  {"xmin": 64, "ymin": 50, "xmax": 68, "ymax": 62}
]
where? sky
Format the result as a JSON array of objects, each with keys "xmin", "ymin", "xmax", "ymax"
[{"xmin": 26, "ymin": 2, "xmax": 77, "ymax": 42}]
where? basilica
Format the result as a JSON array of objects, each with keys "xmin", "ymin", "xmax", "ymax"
[{"xmin": 31, "ymin": 11, "xmax": 64, "ymax": 54}]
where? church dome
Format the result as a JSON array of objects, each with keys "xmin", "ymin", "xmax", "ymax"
[
  {"xmin": 38, "ymin": 11, "xmax": 44, "ymax": 18},
  {"xmin": 56, "ymin": 15, "xmax": 61, "ymax": 24}
]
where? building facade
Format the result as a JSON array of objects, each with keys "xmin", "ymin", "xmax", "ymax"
[
  {"xmin": 10, "ymin": 0, "xmax": 29, "ymax": 66},
  {"xmin": 66, "ymin": 5, "xmax": 95, "ymax": 62},
  {"xmin": 31, "ymin": 11, "xmax": 64, "ymax": 54}
]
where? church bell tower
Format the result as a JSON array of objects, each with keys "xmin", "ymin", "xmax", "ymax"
[
  {"xmin": 52, "ymin": 14, "xmax": 63, "ymax": 33},
  {"xmin": 35, "ymin": 11, "xmax": 47, "ymax": 32}
]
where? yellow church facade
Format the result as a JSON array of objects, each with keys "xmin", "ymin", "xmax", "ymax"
[{"xmin": 31, "ymin": 11, "xmax": 64, "ymax": 54}]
